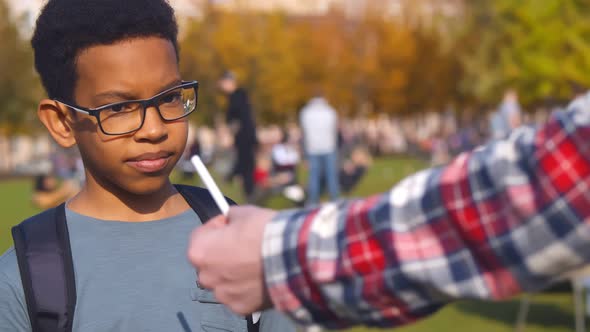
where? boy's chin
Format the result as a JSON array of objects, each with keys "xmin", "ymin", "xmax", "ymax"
[{"xmin": 120, "ymin": 177, "xmax": 173, "ymax": 196}]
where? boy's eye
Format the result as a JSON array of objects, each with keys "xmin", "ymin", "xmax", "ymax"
[
  {"xmin": 106, "ymin": 103, "xmax": 138, "ymax": 113},
  {"xmin": 160, "ymin": 92, "xmax": 182, "ymax": 104}
]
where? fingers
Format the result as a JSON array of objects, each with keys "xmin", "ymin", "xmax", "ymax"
[
  {"xmin": 186, "ymin": 205, "xmax": 278, "ymax": 317},
  {"xmin": 196, "ymin": 269, "xmax": 217, "ymax": 290},
  {"xmin": 217, "ymin": 296, "xmax": 252, "ymax": 315},
  {"xmin": 213, "ymin": 284, "xmax": 263, "ymax": 315}
]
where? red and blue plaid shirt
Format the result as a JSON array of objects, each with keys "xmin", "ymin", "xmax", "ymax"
[{"xmin": 262, "ymin": 96, "xmax": 590, "ymax": 329}]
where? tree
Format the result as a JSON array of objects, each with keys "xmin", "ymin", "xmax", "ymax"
[
  {"xmin": 180, "ymin": 7, "xmax": 302, "ymax": 124},
  {"xmin": 0, "ymin": 0, "xmax": 43, "ymax": 134},
  {"xmin": 460, "ymin": 0, "xmax": 590, "ymax": 107},
  {"xmin": 179, "ymin": 2, "xmax": 465, "ymax": 122}
]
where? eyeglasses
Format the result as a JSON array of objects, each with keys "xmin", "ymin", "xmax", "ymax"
[{"xmin": 54, "ymin": 81, "xmax": 198, "ymax": 136}]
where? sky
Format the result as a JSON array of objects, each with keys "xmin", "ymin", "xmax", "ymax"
[
  {"xmin": 7, "ymin": 0, "xmax": 199, "ymax": 30},
  {"xmin": 9, "ymin": 0, "xmax": 41, "ymax": 13},
  {"xmin": 8, "ymin": 0, "xmax": 42, "ymax": 18},
  {"xmin": 8, "ymin": 0, "xmax": 197, "ymax": 13}
]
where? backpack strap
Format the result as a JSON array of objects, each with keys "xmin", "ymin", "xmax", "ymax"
[
  {"xmin": 174, "ymin": 184, "xmax": 236, "ymax": 222},
  {"xmin": 11, "ymin": 203, "xmax": 76, "ymax": 332},
  {"xmin": 246, "ymin": 314, "xmax": 260, "ymax": 332},
  {"xmin": 174, "ymin": 184, "xmax": 260, "ymax": 332}
]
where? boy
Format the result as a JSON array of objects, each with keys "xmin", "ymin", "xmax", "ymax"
[{"xmin": 0, "ymin": 0, "xmax": 294, "ymax": 331}]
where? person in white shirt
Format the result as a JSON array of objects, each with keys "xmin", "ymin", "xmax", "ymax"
[{"xmin": 299, "ymin": 94, "xmax": 339, "ymax": 205}]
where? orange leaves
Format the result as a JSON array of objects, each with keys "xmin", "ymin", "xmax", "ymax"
[{"xmin": 179, "ymin": 6, "xmax": 458, "ymax": 122}]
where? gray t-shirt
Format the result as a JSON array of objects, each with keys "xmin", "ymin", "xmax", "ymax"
[{"xmin": 0, "ymin": 208, "xmax": 295, "ymax": 332}]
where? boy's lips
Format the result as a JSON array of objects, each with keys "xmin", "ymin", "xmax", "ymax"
[{"xmin": 126, "ymin": 151, "xmax": 173, "ymax": 173}]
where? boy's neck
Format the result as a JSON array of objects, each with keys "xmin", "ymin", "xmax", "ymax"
[{"xmin": 67, "ymin": 179, "xmax": 189, "ymax": 222}]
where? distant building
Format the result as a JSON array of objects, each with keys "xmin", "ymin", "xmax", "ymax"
[
  {"xmin": 0, "ymin": 134, "xmax": 53, "ymax": 175},
  {"xmin": 200, "ymin": 0, "xmax": 464, "ymax": 21},
  {"xmin": 9, "ymin": 0, "xmax": 464, "ymax": 33}
]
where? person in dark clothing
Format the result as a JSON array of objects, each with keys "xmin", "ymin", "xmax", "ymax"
[
  {"xmin": 219, "ymin": 71, "xmax": 258, "ymax": 202},
  {"xmin": 339, "ymin": 145, "xmax": 372, "ymax": 193}
]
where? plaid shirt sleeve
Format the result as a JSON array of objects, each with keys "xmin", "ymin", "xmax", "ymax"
[{"xmin": 262, "ymin": 100, "xmax": 590, "ymax": 329}]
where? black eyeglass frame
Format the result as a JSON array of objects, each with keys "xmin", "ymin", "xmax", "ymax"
[{"xmin": 53, "ymin": 80, "xmax": 199, "ymax": 136}]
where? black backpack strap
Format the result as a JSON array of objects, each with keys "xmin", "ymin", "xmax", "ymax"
[
  {"xmin": 247, "ymin": 314, "xmax": 260, "ymax": 332},
  {"xmin": 174, "ymin": 184, "xmax": 259, "ymax": 332},
  {"xmin": 174, "ymin": 184, "xmax": 236, "ymax": 223},
  {"xmin": 11, "ymin": 203, "xmax": 76, "ymax": 332}
]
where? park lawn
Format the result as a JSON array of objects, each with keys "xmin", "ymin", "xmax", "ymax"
[{"xmin": 0, "ymin": 156, "xmax": 580, "ymax": 332}]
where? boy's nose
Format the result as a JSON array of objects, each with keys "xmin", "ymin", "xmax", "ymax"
[{"xmin": 134, "ymin": 106, "xmax": 167, "ymax": 141}]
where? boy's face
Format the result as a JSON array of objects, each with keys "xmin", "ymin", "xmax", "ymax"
[{"xmin": 70, "ymin": 37, "xmax": 187, "ymax": 195}]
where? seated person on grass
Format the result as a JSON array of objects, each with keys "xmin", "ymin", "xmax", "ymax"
[
  {"xmin": 318, "ymin": 145, "xmax": 373, "ymax": 197},
  {"xmin": 253, "ymin": 152, "xmax": 293, "ymax": 201},
  {"xmin": 253, "ymin": 146, "xmax": 305, "ymax": 206},
  {"xmin": 0, "ymin": 0, "xmax": 295, "ymax": 331},
  {"xmin": 339, "ymin": 145, "xmax": 373, "ymax": 194},
  {"xmin": 31, "ymin": 173, "xmax": 79, "ymax": 209}
]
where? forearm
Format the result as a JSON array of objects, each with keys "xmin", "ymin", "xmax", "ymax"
[{"xmin": 263, "ymin": 106, "xmax": 590, "ymax": 328}]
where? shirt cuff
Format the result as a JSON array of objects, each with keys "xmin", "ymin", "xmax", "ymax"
[{"xmin": 262, "ymin": 208, "xmax": 315, "ymax": 325}]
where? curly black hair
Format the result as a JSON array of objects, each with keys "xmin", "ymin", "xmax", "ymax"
[{"xmin": 31, "ymin": 0, "xmax": 179, "ymax": 102}]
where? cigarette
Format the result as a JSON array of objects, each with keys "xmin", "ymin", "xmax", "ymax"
[
  {"xmin": 190, "ymin": 155, "xmax": 262, "ymax": 324},
  {"xmin": 191, "ymin": 156, "xmax": 230, "ymax": 215}
]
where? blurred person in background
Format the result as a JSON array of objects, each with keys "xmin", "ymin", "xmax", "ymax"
[
  {"xmin": 197, "ymin": 126, "xmax": 216, "ymax": 165},
  {"xmin": 500, "ymin": 89, "xmax": 523, "ymax": 128},
  {"xmin": 31, "ymin": 173, "xmax": 79, "ymax": 209},
  {"xmin": 251, "ymin": 131, "xmax": 305, "ymax": 206},
  {"xmin": 300, "ymin": 91, "xmax": 339, "ymax": 206},
  {"xmin": 271, "ymin": 131, "xmax": 305, "ymax": 205},
  {"xmin": 211, "ymin": 118, "xmax": 237, "ymax": 177},
  {"xmin": 339, "ymin": 145, "xmax": 372, "ymax": 194},
  {"xmin": 491, "ymin": 89, "xmax": 522, "ymax": 140},
  {"xmin": 219, "ymin": 70, "xmax": 258, "ymax": 202},
  {"xmin": 179, "ymin": 137, "xmax": 200, "ymax": 180},
  {"xmin": 252, "ymin": 150, "xmax": 300, "ymax": 204}
]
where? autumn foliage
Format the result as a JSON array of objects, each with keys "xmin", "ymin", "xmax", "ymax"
[
  {"xmin": 179, "ymin": 4, "xmax": 461, "ymax": 123},
  {"xmin": 2, "ymin": 0, "xmax": 590, "ymax": 131}
]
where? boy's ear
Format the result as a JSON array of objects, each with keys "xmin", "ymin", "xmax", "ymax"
[{"xmin": 38, "ymin": 99, "xmax": 77, "ymax": 148}]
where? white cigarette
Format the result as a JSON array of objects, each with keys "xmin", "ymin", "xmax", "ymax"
[
  {"xmin": 252, "ymin": 312, "xmax": 261, "ymax": 324},
  {"xmin": 191, "ymin": 156, "xmax": 230, "ymax": 215},
  {"xmin": 190, "ymin": 155, "xmax": 262, "ymax": 324}
]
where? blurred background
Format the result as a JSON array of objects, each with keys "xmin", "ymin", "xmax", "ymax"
[{"xmin": 1, "ymin": 0, "xmax": 590, "ymax": 331}]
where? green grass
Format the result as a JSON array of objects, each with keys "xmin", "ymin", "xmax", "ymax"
[
  {"xmin": 347, "ymin": 293, "xmax": 577, "ymax": 332},
  {"xmin": 0, "ymin": 156, "xmax": 581, "ymax": 331},
  {"xmin": 0, "ymin": 179, "xmax": 42, "ymax": 252}
]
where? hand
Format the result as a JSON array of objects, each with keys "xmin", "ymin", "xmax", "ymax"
[{"xmin": 187, "ymin": 206, "xmax": 278, "ymax": 315}]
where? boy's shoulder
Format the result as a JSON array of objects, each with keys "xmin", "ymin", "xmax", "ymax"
[
  {"xmin": 0, "ymin": 209, "xmax": 55, "ymax": 285},
  {"xmin": 0, "ymin": 247, "xmax": 29, "ymax": 331},
  {"xmin": 0, "ymin": 209, "xmax": 54, "ymax": 287},
  {"xmin": 0, "ymin": 247, "xmax": 20, "ymax": 286},
  {"xmin": 1, "ymin": 208, "xmax": 46, "ymax": 284},
  {"xmin": 1, "ymin": 207, "xmax": 60, "ymax": 284}
]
